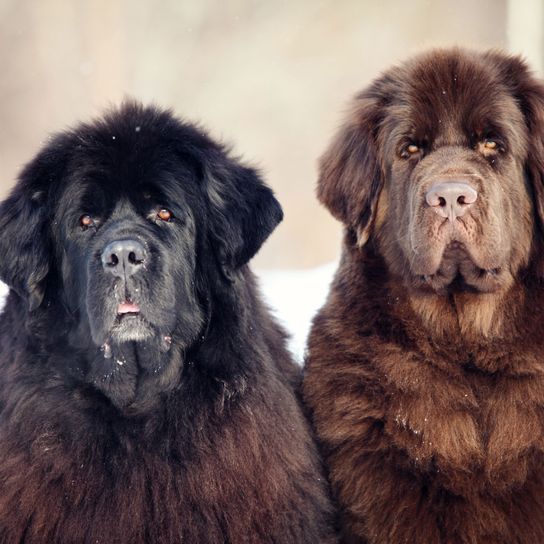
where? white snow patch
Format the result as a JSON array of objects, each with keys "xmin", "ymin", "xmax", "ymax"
[
  {"xmin": 0, "ymin": 282, "xmax": 7, "ymax": 313},
  {"xmin": 257, "ymin": 262, "xmax": 337, "ymax": 364}
]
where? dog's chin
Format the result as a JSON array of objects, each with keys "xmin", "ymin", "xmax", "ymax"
[
  {"xmin": 89, "ymin": 311, "xmax": 156, "ymax": 345},
  {"xmin": 409, "ymin": 244, "xmax": 507, "ymax": 295},
  {"xmin": 110, "ymin": 314, "xmax": 154, "ymax": 342}
]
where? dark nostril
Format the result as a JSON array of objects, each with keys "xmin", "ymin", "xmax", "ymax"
[
  {"xmin": 127, "ymin": 251, "xmax": 144, "ymax": 265},
  {"xmin": 109, "ymin": 253, "xmax": 119, "ymax": 267},
  {"xmin": 457, "ymin": 195, "xmax": 466, "ymax": 205},
  {"xmin": 438, "ymin": 196, "xmax": 446, "ymax": 207}
]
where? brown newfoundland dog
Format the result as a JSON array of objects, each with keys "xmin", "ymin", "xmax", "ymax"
[
  {"xmin": 303, "ymin": 49, "xmax": 544, "ymax": 543},
  {"xmin": 0, "ymin": 103, "xmax": 337, "ymax": 543}
]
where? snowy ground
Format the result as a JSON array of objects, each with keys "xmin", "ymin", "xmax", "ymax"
[{"xmin": 0, "ymin": 262, "xmax": 337, "ymax": 363}]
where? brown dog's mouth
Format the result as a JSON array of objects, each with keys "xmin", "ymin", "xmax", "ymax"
[
  {"xmin": 417, "ymin": 267, "xmax": 502, "ymax": 294},
  {"xmin": 413, "ymin": 243, "xmax": 504, "ymax": 294}
]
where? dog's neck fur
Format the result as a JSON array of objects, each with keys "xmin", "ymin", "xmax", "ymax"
[
  {"xmin": 407, "ymin": 287, "xmax": 512, "ymax": 340},
  {"xmin": 340, "ymin": 241, "xmax": 544, "ymax": 363}
]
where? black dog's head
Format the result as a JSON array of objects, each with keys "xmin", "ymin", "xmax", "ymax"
[{"xmin": 0, "ymin": 102, "xmax": 282, "ymax": 406}]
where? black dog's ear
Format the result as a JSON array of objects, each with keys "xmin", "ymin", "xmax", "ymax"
[
  {"xmin": 0, "ymin": 188, "xmax": 50, "ymax": 310},
  {"xmin": 203, "ymin": 151, "xmax": 283, "ymax": 277},
  {"xmin": 0, "ymin": 139, "xmax": 68, "ymax": 310},
  {"xmin": 317, "ymin": 93, "xmax": 384, "ymax": 247}
]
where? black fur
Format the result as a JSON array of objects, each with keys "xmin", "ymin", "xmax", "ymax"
[{"xmin": 0, "ymin": 102, "xmax": 337, "ymax": 543}]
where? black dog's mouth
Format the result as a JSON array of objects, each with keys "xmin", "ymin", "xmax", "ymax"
[
  {"xmin": 86, "ymin": 276, "xmax": 178, "ymax": 345},
  {"xmin": 107, "ymin": 299, "xmax": 155, "ymax": 342},
  {"xmin": 116, "ymin": 300, "xmax": 141, "ymax": 320}
]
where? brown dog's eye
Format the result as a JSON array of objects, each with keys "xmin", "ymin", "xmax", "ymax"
[
  {"xmin": 484, "ymin": 139, "xmax": 497, "ymax": 149},
  {"xmin": 79, "ymin": 214, "xmax": 95, "ymax": 229},
  {"xmin": 477, "ymin": 138, "xmax": 502, "ymax": 158},
  {"xmin": 157, "ymin": 209, "xmax": 173, "ymax": 222},
  {"xmin": 401, "ymin": 143, "xmax": 421, "ymax": 159}
]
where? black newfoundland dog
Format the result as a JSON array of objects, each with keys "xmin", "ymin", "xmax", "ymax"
[{"xmin": 0, "ymin": 103, "xmax": 336, "ymax": 543}]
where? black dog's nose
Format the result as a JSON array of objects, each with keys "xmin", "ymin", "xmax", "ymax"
[
  {"xmin": 425, "ymin": 181, "xmax": 478, "ymax": 220},
  {"xmin": 101, "ymin": 239, "xmax": 146, "ymax": 278}
]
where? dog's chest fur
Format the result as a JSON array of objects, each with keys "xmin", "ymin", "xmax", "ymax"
[{"xmin": 379, "ymin": 345, "xmax": 544, "ymax": 493}]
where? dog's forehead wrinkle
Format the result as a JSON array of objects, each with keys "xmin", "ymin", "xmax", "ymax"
[
  {"xmin": 432, "ymin": 123, "xmax": 465, "ymax": 149},
  {"xmin": 97, "ymin": 206, "xmax": 152, "ymax": 244},
  {"xmin": 382, "ymin": 58, "xmax": 527, "ymax": 150},
  {"xmin": 109, "ymin": 197, "xmax": 137, "ymax": 219},
  {"xmin": 384, "ymin": 106, "xmax": 478, "ymax": 153}
]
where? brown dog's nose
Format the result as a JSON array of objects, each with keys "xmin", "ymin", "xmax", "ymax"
[{"xmin": 425, "ymin": 182, "xmax": 478, "ymax": 220}]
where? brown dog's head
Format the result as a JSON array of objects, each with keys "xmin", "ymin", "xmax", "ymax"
[{"xmin": 319, "ymin": 49, "xmax": 544, "ymax": 296}]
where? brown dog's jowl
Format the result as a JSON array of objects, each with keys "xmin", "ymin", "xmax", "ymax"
[{"xmin": 303, "ymin": 49, "xmax": 544, "ymax": 544}]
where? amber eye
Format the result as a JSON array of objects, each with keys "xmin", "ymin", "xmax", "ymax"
[
  {"xmin": 484, "ymin": 139, "xmax": 497, "ymax": 150},
  {"xmin": 79, "ymin": 214, "xmax": 95, "ymax": 229},
  {"xmin": 157, "ymin": 208, "xmax": 173, "ymax": 222},
  {"xmin": 401, "ymin": 143, "xmax": 421, "ymax": 158},
  {"xmin": 477, "ymin": 138, "xmax": 502, "ymax": 157}
]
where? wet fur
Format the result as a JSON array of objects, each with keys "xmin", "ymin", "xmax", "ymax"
[
  {"xmin": 303, "ymin": 49, "xmax": 544, "ymax": 543},
  {"xmin": 0, "ymin": 103, "xmax": 337, "ymax": 543}
]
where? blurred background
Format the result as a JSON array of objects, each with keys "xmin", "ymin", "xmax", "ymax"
[{"xmin": 0, "ymin": 0, "xmax": 542, "ymax": 271}]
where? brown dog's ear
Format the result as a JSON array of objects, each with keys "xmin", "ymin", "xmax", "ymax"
[
  {"xmin": 491, "ymin": 53, "xmax": 544, "ymax": 231},
  {"xmin": 317, "ymin": 95, "xmax": 383, "ymax": 246}
]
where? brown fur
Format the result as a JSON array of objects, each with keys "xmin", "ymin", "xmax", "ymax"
[{"xmin": 303, "ymin": 49, "xmax": 544, "ymax": 543}]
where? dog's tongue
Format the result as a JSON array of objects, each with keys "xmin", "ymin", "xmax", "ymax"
[{"xmin": 118, "ymin": 301, "xmax": 140, "ymax": 314}]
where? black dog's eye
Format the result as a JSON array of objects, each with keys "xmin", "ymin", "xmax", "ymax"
[
  {"xmin": 79, "ymin": 214, "xmax": 96, "ymax": 230},
  {"xmin": 157, "ymin": 209, "xmax": 173, "ymax": 222}
]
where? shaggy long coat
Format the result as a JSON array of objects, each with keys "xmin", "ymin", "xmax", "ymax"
[
  {"xmin": 303, "ymin": 49, "xmax": 544, "ymax": 544},
  {"xmin": 0, "ymin": 103, "xmax": 337, "ymax": 544}
]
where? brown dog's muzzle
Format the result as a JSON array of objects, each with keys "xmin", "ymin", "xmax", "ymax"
[
  {"xmin": 425, "ymin": 181, "xmax": 478, "ymax": 221},
  {"xmin": 403, "ymin": 157, "xmax": 508, "ymax": 292}
]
